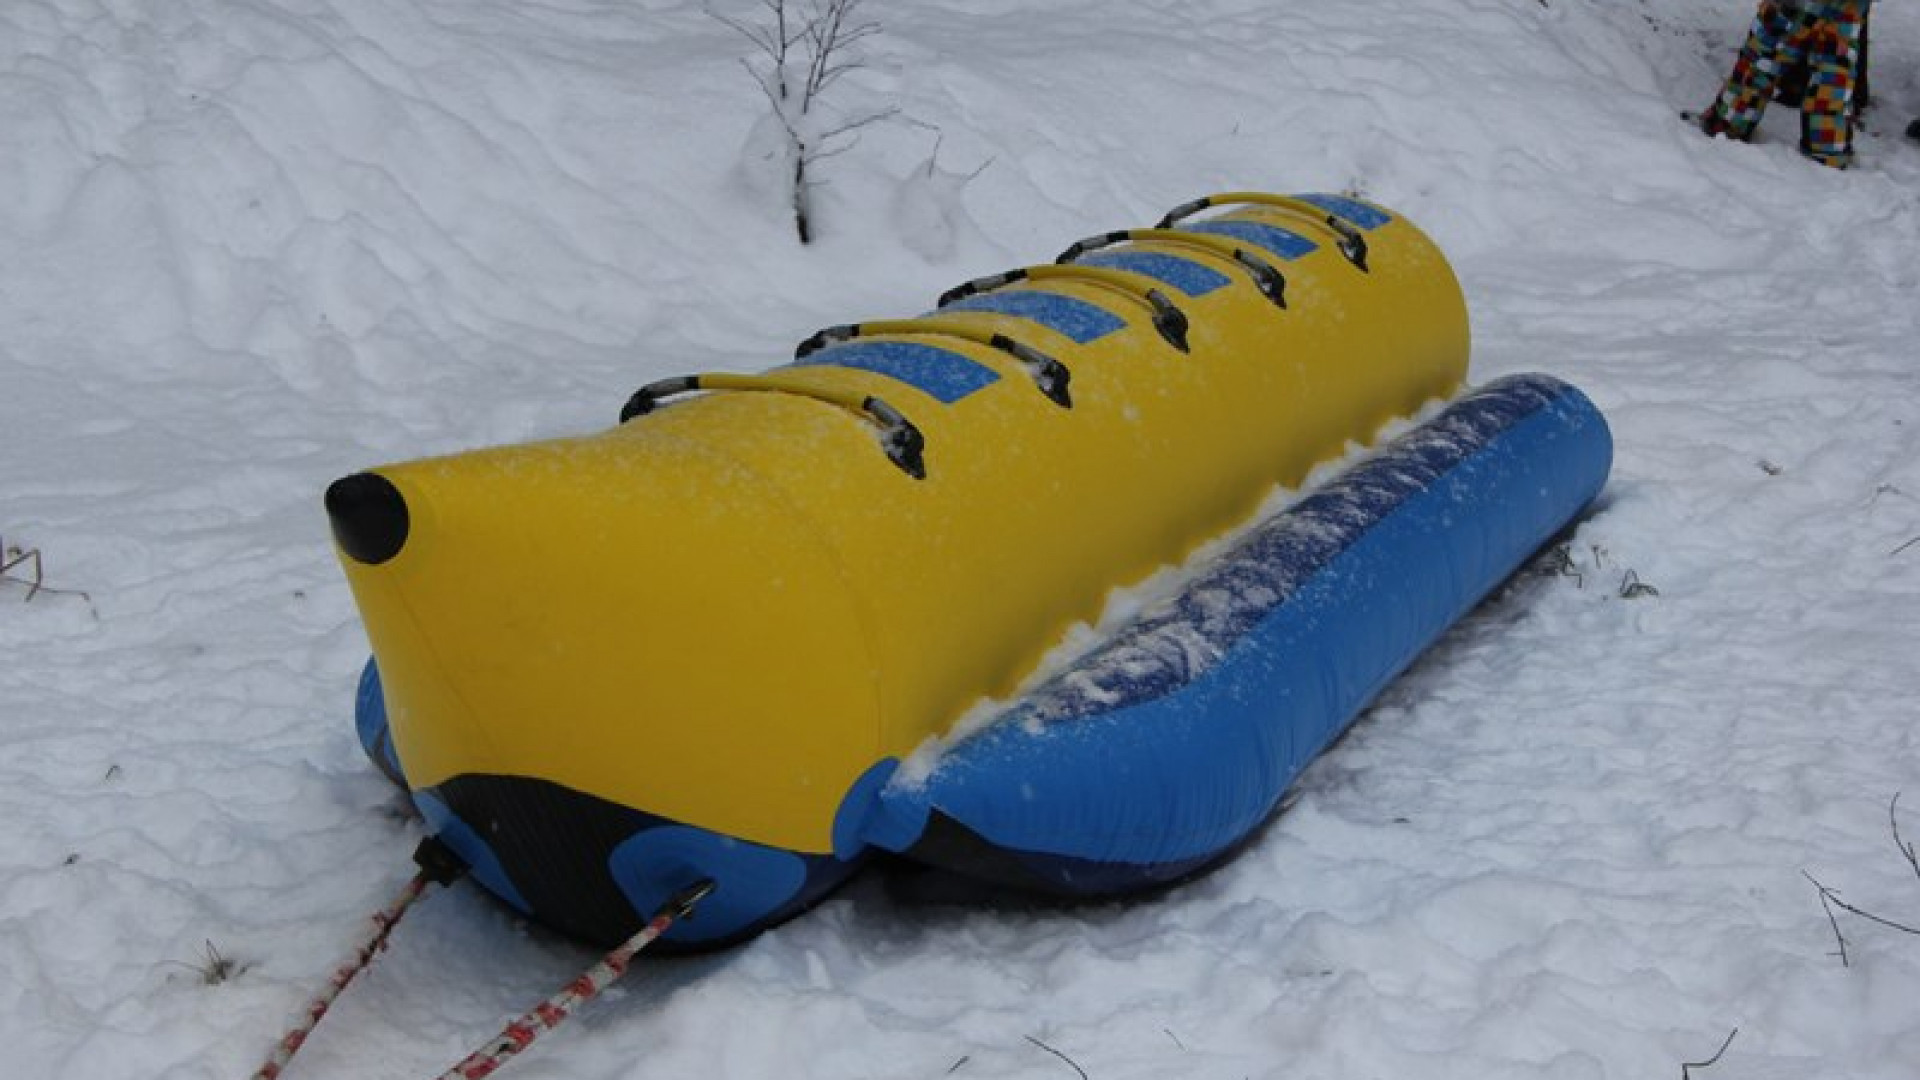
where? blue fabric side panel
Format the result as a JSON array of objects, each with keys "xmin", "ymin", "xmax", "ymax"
[
  {"xmin": 353, "ymin": 658, "xmax": 407, "ymax": 789},
  {"xmin": 1181, "ymin": 221, "xmax": 1318, "ymax": 261},
  {"xmin": 869, "ymin": 375, "xmax": 1612, "ymax": 872},
  {"xmin": 831, "ymin": 759, "xmax": 900, "ymax": 859},
  {"xmin": 607, "ymin": 826, "xmax": 816, "ymax": 945},
  {"xmin": 794, "ymin": 341, "xmax": 1000, "ymax": 404},
  {"xmin": 1294, "ymin": 193, "xmax": 1394, "ymax": 230},
  {"xmin": 940, "ymin": 291, "xmax": 1126, "ymax": 344},
  {"xmin": 1076, "ymin": 252, "xmax": 1230, "ymax": 297}
]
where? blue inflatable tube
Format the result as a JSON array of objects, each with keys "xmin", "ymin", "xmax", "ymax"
[{"xmin": 858, "ymin": 373, "xmax": 1612, "ymax": 892}]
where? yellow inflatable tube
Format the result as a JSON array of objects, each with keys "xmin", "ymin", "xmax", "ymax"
[{"xmin": 330, "ymin": 193, "xmax": 1467, "ymax": 868}]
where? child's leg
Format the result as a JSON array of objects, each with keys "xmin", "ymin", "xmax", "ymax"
[
  {"xmin": 1704, "ymin": 2, "xmax": 1800, "ymax": 139},
  {"xmin": 1798, "ymin": 5, "xmax": 1866, "ymax": 167}
]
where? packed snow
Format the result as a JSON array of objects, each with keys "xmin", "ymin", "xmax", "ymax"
[{"xmin": 4, "ymin": 1, "xmax": 1919, "ymax": 1077}]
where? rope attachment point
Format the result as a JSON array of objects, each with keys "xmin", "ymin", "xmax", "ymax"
[{"xmin": 414, "ymin": 835, "xmax": 467, "ymax": 886}]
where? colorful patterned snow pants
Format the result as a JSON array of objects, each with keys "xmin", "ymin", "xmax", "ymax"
[{"xmin": 1704, "ymin": 1, "xmax": 1866, "ymax": 168}]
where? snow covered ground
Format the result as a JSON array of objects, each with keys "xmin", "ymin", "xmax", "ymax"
[{"xmin": 4, "ymin": 0, "xmax": 1919, "ymax": 1076}]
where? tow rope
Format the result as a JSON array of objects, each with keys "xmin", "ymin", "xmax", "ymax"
[
  {"xmin": 434, "ymin": 878, "xmax": 714, "ymax": 1080},
  {"xmin": 250, "ymin": 837, "xmax": 714, "ymax": 1080}
]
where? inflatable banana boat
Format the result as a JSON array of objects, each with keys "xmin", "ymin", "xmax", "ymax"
[{"xmin": 330, "ymin": 192, "xmax": 1611, "ymax": 948}]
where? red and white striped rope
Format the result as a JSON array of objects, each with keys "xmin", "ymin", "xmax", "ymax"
[
  {"xmin": 251, "ymin": 869, "xmax": 435, "ymax": 1080},
  {"xmin": 434, "ymin": 880, "xmax": 715, "ymax": 1080},
  {"xmin": 250, "ymin": 846, "xmax": 712, "ymax": 1080}
]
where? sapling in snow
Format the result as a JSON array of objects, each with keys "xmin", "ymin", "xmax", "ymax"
[{"xmin": 714, "ymin": 0, "xmax": 896, "ymax": 243}]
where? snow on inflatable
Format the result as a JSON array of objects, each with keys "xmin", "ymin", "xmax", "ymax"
[{"xmin": 328, "ymin": 192, "xmax": 1611, "ymax": 949}]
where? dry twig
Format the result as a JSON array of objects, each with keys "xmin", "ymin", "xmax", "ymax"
[
  {"xmin": 1807, "ymin": 869, "xmax": 1851, "ymax": 966},
  {"xmin": 1681, "ymin": 1027, "xmax": 1738, "ymax": 1080},
  {"xmin": 2, "ymin": 533, "xmax": 96, "ymax": 614},
  {"xmin": 1814, "ymin": 870, "xmax": 1920, "ymax": 937},
  {"xmin": 2, "ymin": 536, "xmax": 45, "ymax": 601},
  {"xmin": 1025, "ymin": 1035, "xmax": 1089, "ymax": 1080},
  {"xmin": 1618, "ymin": 569, "xmax": 1659, "ymax": 599},
  {"xmin": 1805, "ymin": 797, "xmax": 1920, "ymax": 967},
  {"xmin": 1892, "ymin": 793, "xmax": 1920, "ymax": 884},
  {"xmin": 1537, "ymin": 542, "xmax": 1583, "ymax": 588}
]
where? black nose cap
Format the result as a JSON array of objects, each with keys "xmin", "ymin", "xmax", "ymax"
[{"xmin": 326, "ymin": 472, "xmax": 410, "ymax": 566}]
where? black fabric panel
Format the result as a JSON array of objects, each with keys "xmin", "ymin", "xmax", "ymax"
[
  {"xmin": 435, "ymin": 773, "xmax": 656, "ymax": 947},
  {"xmin": 904, "ymin": 811, "xmax": 1234, "ymax": 897}
]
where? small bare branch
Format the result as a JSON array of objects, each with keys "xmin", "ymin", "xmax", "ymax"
[
  {"xmin": 800, "ymin": 0, "xmax": 878, "ymax": 107},
  {"xmin": 1825, "ymin": 887, "xmax": 1920, "ymax": 935},
  {"xmin": 1891, "ymin": 793, "xmax": 1920, "ymax": 885},
  {"xmin": 812, "ymin": 57, "xmax": 868, "ymax": 97},
  {"xmin": 1894, "ymin": 536, "xmax": 1920, "ymax": 557},
  {"xmin": 709, "ymin": 9, "xmax": 778, "ymax": 58},
  {"xmin": 1024, "ymin": 1035, "xmax": 1089, "ymax": 1080},
  {"xmin": 1806, "ymin": 870, "xmax": 1850, "ymax": 966},
  {"xmin": 1681, "ymin": 1027, "xmax": 1738, "ymax": 1080},
  {"xmin": 743, "ymin": 59, "xmax": 802, "ymax": 140},
  {"xmin": 814, "ymin": 105, "xmax": 898, "ymax": 144},
  {"xmin": 709, "ymin": 1, "xmax": 805, "ymax": 101},
  {"xmin": 1807, "ymin": 871, "xmax": 1920, "ymax": 941}
]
